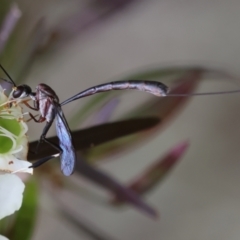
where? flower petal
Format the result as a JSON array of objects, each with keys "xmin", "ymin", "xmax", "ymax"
[
  {"xmin": 0, "ymin": 156, "xmax": 33, "ymax": 174},
  {"xmin": 0, "ymin": 235, "xmax": 9, "ymax": 240},
  {"xmin": 0, "ymin": 174, "xmax": 24, "ymax": 219},
  {"xmin": 15, "ymin": 136, "xmax": 28, "ymax": 159}
]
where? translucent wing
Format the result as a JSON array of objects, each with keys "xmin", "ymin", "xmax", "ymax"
[{"xmin": 55, "ymin": 105, "xmax": 76, "ymax": 176}]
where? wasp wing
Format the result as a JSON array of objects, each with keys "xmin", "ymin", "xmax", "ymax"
[{"xmin": 55, "ymin": 105, "xmax": 76, "ymax": 176}]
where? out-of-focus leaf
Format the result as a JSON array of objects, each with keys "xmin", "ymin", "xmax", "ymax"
[
  {"xmin": 69, "ymin": 93, "xmax": 114, "ymax": 127},
  {"xmin": 6, "ymin": 177, "xmax": 38, "ymax": 240},
  {"xmin": 34, "ymin": 153, "xmax": 157, "ymax": 218},
  {"xmin": 121, "ymin": 66, "xmax": 197, "ymax": 81},
  {"xmin": 82, "ymin": 98, "xmax": 120, "ymax": 127},
  {"xmin": 61, "ymin": 141, "xmax": 188, "ymax": 208},
  {"xmin": 0, "ymin": 1, "xmax": 25, "ymax": 84},
  {"xmin": 74, "ymin": 155, "xmax": 158, "ymax": 218},
  {"xmin": 37, "ymin": 0, "xmax": 139, "ymax": 51},
  {"xmin": 28, "ymin": 117, "xmax": 160, "ymax": 160},
  {"xmin": 62, "ymin": 179, "xmax": 108, "ymax": 206},
  {"xmin": 17, "ymin": 18, "xmax": 46, "ymax": 83},
  {"xmin": 85, "ymin": 70, "xmax": 201, "ymax": 161},
  {"xmin": 112, "ymin": 141, "xmax": 189, "ymax": 205},
  {"xmin": 0, "ymin": 1, "xmax": 47, "ymax": 80},
  {"xmin": 55, "ymin": 198, "xmax": 118, "ymax": 240},
  {"xmin": 0, "ymin": 1, "xmax": 11, "ymax": 21},
  {"xmin": 0, "ymin": 3, "xmax": 21, "ymax": 55},
  {"xmin": 0, "ymin": 17, "xmax": 45, "ymax": 86}
]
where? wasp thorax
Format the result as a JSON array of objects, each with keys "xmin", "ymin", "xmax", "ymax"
[{"xmin": 12, "ymin": 84, "xmax": 32, "ymax": 99}]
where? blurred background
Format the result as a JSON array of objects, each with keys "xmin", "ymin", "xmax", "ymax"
[{"xmin": 2, "ymin": 0, "xmax": 240, "ymax": 239}]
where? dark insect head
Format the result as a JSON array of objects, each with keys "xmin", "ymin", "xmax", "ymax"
[{"xmin": 12, "ymin": 84, "xmax": 32, "ymax": 99}]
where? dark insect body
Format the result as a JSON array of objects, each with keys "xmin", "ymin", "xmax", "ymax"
[{"xmin": 0, "ymin": 64, "xmax": 169, "ymax": 176}]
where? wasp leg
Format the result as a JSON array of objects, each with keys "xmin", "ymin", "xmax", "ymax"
[
  {"xmin": 25, "ymin": 113, "xmax": 39, "ymax": 122},
  {"xmin": 30, "ymin": 153, "xmax": 60, "ymax": 169},
  {"xmin": 22, "ymin": 100, "xmax": 39, "ymax": 111},
  {"xmin": 34, "ymin": 118, "xmax": 54, "ymax": 154},
  {"xmin": 28, "ymin": 113, "xmax": 45, "ymax": 123}
]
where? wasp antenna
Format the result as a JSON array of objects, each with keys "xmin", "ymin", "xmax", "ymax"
[
  {"xmin": 0, "ymin": 64, "xmax": 16, "ymax": 87},
  {"xmin": 167, "ymin": 89, "xmax": 240, "ymax": 97},
  {"xmin": 0, "ymin": 77, "xmax": 14, "ymax": 85}
]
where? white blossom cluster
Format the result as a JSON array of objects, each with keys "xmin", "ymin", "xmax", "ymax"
[{"xmin": 0, "ymin": 86, "xmax": 32, "ymax": 239}]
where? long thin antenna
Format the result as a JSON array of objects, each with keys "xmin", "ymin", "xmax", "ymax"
[
  {"xmin": 167, "ymin": 89, "xmax": 240, "ymax": 97},
  {"xmin": 0, "ymin": 64, "xmax": 16, "ymax": 86}
]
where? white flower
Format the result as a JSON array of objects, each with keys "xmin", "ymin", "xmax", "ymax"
[
  {"xmin": 0, "ymin": 174, "xmax": 25, "ymax": 219},
  {"xmin": 0, "ymin": 235, "xmax": 9, "ymax": 240},
  {"xmin": 0, "ymin": 86, "xmax": 32, "ymax": 174},
  {"xmin": 0, "ymin": 85, "xmax": 32, "ymax": 239}
]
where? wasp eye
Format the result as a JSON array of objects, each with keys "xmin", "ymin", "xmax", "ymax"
[
  {"xmin": 12, "ymin": 85, "xmax": 32, "ymax": 98},
  {"xmin": 13, "ymin": 86, "xmax": 24, "ymax": 98}
]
